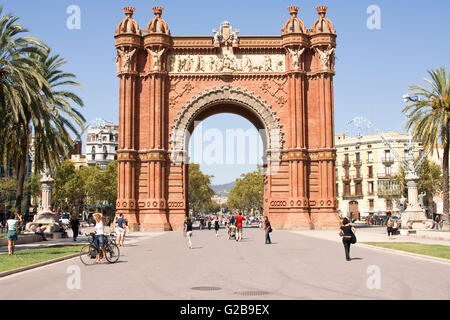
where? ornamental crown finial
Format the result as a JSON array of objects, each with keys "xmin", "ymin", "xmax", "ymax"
[
  {"xmin": 153, "ymin": 6, "xmax": 164, "ymax": 17},
  {"xmin": 316, "ymin": 6, "xmax": 328, "ymax": 16},
  {"xmin": 124, "ymin": 7, "xmax": 135, "ymax": 17},
  {"xmin": 288, "ymin": 6, "xmax": 299, "ymax": 16}
]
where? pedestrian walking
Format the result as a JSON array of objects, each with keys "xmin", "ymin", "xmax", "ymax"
[
  {"xmin": 263, "ymin": 216, "xmax": 272, "ymax": 244},
  {"xmin": 93, "ymin": 213, "xmax": 107, "ymax": 264},
  {"xmin": 184, "ymin": 217, "xmax": 193, "ymax": 249},
  {"xmin": 6, "ymin": 213, "xmax": 22, "ymax": 255},
  {"xmin": 339, "ymin": 217, "xmax": 356, "ymax": 261},
  {"xmin": 214, "ymin": 216, "xmax": 220, "ymax": 237},
  {"xmin": 208, "ymin": 218, "xmax": 212, "ymax": 230},
  {"xmin": 235, "ymin": 209, "xmax": 246, "ymax": 242},
  {"xmin": 115, "ymin": 213, "xmax": 128, "ymax": 247},
  {"xmin": 70, "ymin": 215, "xmax": 80, "ymax": 242},
  {"xmin": 386, "ymin": 212, "xmax": 394, "ymax": 240},
  {"xmin": 434, "ymin": 215, "xmax": 441, "ymax": 230}
]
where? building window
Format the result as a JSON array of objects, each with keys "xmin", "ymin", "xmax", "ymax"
[
  {"xmin": 367, "ymin": 151, "xmax": 373, "ymax": 163},
  {"xmin": 369, "ymin": 199, "xmax": 374, "ymax": 210},
  {"xmin": 385, "ymin": 166, "xmax": 391, "ymax": 176},
  {"xmin": 368, "ymin": 166, "xmax": 373, "ymax": 178},
  {"xmin": 368, "ymin": 181, "xmax": 374, "ymax": 194},
  {"xmin": 384, "ymin": 150, "xmax": 390, "ymax": 161},
  {"xmin": 355, "ymin": 153, "xmax": 360, "ymax": 163},
  {"xmin": 344, "ymin": 183, "xmax": 351, "ymax": 196},
  {"xmin": 336, "ymin": 183, "xmax": 339, "ymax": 197},
  {"xmin": 355, "ymin": 182, "xmax": 362, "ymax": 195},
  {"xmin": 386, "ymin": 199, "xmax": 393, "ymax": 210},
  {"xmin": 344, "ymin": 154, "xmax": 349, "ymax": 165}
]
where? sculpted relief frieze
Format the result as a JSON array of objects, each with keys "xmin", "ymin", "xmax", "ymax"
[{"xmin": 168, "ymin": 53, "xmax": 285, "ymax": 74}]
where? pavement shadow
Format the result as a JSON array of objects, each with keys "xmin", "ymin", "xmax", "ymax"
[
  {"xmin": 191, "ymin": 246, "xmax": 203, "ymax": 250},
  {"xmin": 350, "ymin": 257, "xmax": 363, "ymax": 261}
]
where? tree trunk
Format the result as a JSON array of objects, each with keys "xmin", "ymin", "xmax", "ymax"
[
  {"xmin": 442, "ymin": 125, "xmax": 450, "ymax": 230},
  {"xmin": 14, "ymin": 154, "xmax": 28, "ymax": 216}
]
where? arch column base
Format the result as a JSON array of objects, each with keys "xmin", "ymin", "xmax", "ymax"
[
  {"xmin": 310, "ymin": 208, "xmax": 340, "ymax": 230},
  {"xmin": 268, "ymin": 209, "xmax": 313, "ymax": 230},
  {"xmin": 138, "ymin": 212, "xmax": 172, "ymax": 231}
]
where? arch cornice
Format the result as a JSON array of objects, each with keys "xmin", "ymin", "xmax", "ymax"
[{"xmin": 169, "ymin": 85, "xmax": 285, "ymax": 163}]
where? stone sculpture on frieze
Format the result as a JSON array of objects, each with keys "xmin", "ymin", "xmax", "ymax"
[{"xmin": 168, "ymin": 53, "xmax": 284, "ymax": 73}]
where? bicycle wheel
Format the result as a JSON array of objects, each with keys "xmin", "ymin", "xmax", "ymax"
[
  {"xmin": 80, "ymin": 244, "xmax": 98, "ymax": 266},
  {"xmin": 105, "ymin": 243, "xmax": 120, "ymax": 263}
]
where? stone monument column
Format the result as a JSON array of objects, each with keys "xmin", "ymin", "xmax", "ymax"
[
  {"xmin": 281, "ymin": 6, "xmax": 313, "ymax": 229},
  {"xmin": 115, "ymin": 7, "xmax": 141, "ymax": 229},
  {"xmin": 308, "ymin": 6, "xmax": 340, "ymax": 229},
  {"xmin": 140, "ymin": 7, "xmax": 172, "ymax": 231}
]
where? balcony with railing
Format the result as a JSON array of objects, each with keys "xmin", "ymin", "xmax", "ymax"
[
  {"xmin": 353, "ymin": 160, "xmax": 362, "ymax": 167},
  {"xmin": 382, "ymin": 157, "xmax": 395, "ymax": 165},
  {"xmin": 352, "ymin": 174, "xmax": 363, "ymax": 182},
  {"xmin": 342, "ymin": 175, "xmax": 351, "ymax": 183},
  {"xmin": 377, "ymin": 173, "xmax": 393, "ymax": 179},
  {"xmin": 342, "ymin": 160, "xmax": 350, "ymax": 168},
  {"xmin": 343, "ymin": 192, "xmax": 363, "ymax": 199}
]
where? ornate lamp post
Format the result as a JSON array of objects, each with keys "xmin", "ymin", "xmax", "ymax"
[{"xmin": 400, "ymin": 94, "xmax": 435, "ymax": 233}]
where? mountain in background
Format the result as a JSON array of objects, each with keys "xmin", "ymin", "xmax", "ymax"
[{"xmin": 211, "ymin": 181, "xmax": 235, "ymax": 196}]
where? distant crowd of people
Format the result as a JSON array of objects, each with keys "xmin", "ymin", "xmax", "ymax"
[{"xmin": 183, "ymin": 210, "xmax": 272, "ymax": 249}]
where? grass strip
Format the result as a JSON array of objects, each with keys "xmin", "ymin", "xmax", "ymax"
[
  {"xmin": 0, "ymin": 245, "xmax": 83, "ymax": 273},
  {"xmin": 363, "ymin": 242, "xmax": 450, "ymax": 260}
]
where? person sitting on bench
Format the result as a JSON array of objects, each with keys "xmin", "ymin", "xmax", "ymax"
[{"xmin": 35, "ymin": 224, "xmax": 48, "ymax": 241}]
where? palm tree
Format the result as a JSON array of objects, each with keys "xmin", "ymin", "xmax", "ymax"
[
  {"xmin": 403, "ymin": 66, "xmax": 450, "ymax": 230},
  {"xmin": 0, "ymin": 6, "xmax": 49, "ymax": 216},
  {"xmin": 0, "ymin": 7, "xmax": 85, "ymax": 216}
]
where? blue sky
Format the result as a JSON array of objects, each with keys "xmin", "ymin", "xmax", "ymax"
[{"xmin": 2, "ymin": 0, "xmax": 449, "ymax": 184}]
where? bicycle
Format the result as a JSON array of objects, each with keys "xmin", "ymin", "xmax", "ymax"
[{"xmin": 79, "ymin": 232, "xmax": 120, "ymax": 265}]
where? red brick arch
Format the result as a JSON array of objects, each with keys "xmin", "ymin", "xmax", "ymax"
[{"xmin": 115, "ymin": 6, "xmax": 340, "ymax": 231}]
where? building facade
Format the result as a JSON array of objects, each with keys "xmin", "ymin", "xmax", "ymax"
[
  {"xmin": 85, "ymin": 125, "xmax": 119, "ymax": 170},
  {"xmin": 115, "ymin": 6, "xmax": 340, "ymax": 231},
  {"xmin": 335, "ymin": 132, "xmax": 424, "ymax": 219}
]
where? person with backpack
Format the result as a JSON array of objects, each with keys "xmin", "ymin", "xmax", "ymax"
[
  {"xmin": 339, "ymin": 218, "xmax": 356, "ymax": 261},
  {"xmin": 115, "ymin": 213, "xmax": 128, "ymax": 247}
]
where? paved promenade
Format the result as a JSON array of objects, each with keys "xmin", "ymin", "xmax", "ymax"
[{"xmin": 0, "ymin": 225, "xmax": 449, "ymax": 300}]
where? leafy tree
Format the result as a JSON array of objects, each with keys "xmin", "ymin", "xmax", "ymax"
[
  {"xmin": 0, "ymin": 177, "xmax": 17, "ymax": 216},
  {"xmin": 102, "ymin": 161, "xmax": 117, "ymax": 206},
  {"xmin": 391, "ymin": 158, "xmax": 443, "ymax": 208},
  {"xmin": 227, "ymin": 167, "xmax": 264, "ymax": 212},
  {"xmin": 53, "ymin": 160, "xmax": 84, "ymax": 213},
  {"xmin": 403, "ymin": 67, "xmax": 450, "ymax": 229},
  {"xmin": 188, "ymin": 163, "xmax": 215, "ymax": 213}
]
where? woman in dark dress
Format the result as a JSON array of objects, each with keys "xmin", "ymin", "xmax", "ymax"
[
  {"xmin": 339, "ymin": 218, "xmax": 356, "ymax": 261},
  {"xmin": 214, "ymin": 216, "xmax": 220, "ymax": 237}
]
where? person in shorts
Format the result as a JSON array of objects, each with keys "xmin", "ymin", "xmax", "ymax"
[
  {"xmin": 6, "ymin": 213, "xmax": 22, "ymax": 255},
  {"xmin": 115, "ymin": 213, "xmax": 127, "ymax": 247}
]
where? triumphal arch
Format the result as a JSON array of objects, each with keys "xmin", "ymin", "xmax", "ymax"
[{"xmin": 115, "ymin": 6, "xmax": 340, "ymax": 231}]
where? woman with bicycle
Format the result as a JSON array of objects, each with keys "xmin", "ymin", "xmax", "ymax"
[{"xmin": 93, "ymin": 213, "xmax": 107, "ymax": 264}]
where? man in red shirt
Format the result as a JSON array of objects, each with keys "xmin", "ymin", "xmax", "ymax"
[{"xmin": 235, "ymin": 210, "xmax": 246, "ymax": 242}]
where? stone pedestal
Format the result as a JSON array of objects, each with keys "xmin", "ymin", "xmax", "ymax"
[
  {"xmin": 26, "ymin": 174, "xmax": 61, "ymax": 233},
  {"xmin": 400, "ymin": 176, "xmax": 434, "ymax": 231}
]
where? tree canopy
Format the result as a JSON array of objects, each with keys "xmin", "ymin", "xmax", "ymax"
[{"xmin": 227, "ymin": 167, "xmax": 264, "ymax": 212}]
